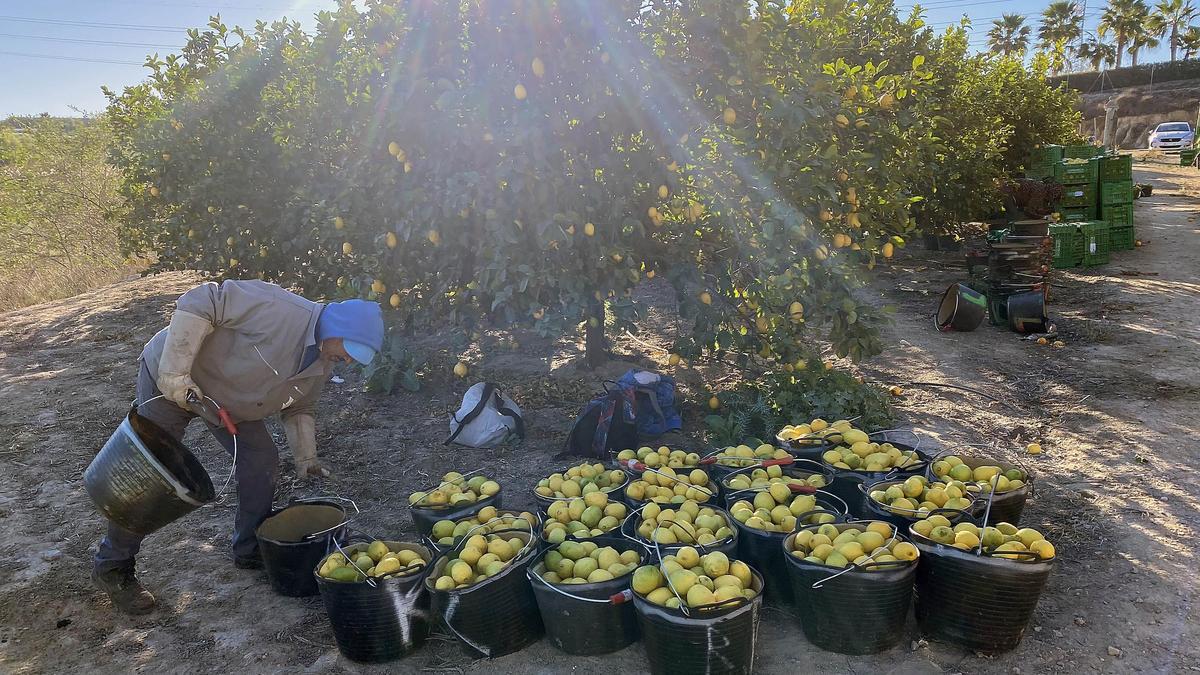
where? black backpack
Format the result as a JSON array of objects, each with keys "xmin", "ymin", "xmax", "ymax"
[{"xmin": 559, "ymin": 382, "xmax": 640, "ymax": 461}]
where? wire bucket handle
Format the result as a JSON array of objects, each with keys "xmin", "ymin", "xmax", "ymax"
[{"xmin": 287, "ymin": 496, "xmax": 359, "ymax": 541}]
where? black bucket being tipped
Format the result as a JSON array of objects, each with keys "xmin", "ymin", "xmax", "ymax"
[
  {"xmin": 256, "ymin": 498, "xmax": 353, "ymax": 597},
  {"xmin": 634, "ymin": 567, "xmax": 765, "ymax": 675},
  {"xmin": 528, "ymin": 537, "xmax": 644, "ymax": 655},
  {"xmin": 936, "ymin": 283, "xmax": 987, "ymax": 332},
  {"xmin": 316, "ymin": 541, "xmax": 433, "ymax": 663},
  {"xmin": 84, "ymin": 408, "xmax": 215, "ymax": 536}
]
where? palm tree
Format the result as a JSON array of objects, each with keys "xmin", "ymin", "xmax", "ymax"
[
  {"xmin": 1040, "ymin": 1, "xmax": 1085, "ymax": 47},
  {"xmin": 1077, "ymin": 35, "xmax": 1119, "ymax": 68},
  {"xmin": 1129, "ymin": 24, "xmax": 1161, "ymax": 64},
  {"xmin": 1151, "ymin": 0, "xmax": 1197, "ymax": 60},
  {"xmin": 1181, "ymin": 24, "xmax": 1200, "ymax": 58},
  {"xmin": 988, "ymin": 14, "xmax": 1032, "ymax": 57},
  {"xmin": 1040, "ymin": 2, "xmax": 1084, "ymax": 73},
  {"xmin": 1100, "ymin": 0, "xmax": 1152, "ymax": 67}
]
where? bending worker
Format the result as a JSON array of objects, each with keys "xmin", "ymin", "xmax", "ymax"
[{"xmin": 92, "ymin": 279, "xmax": 383, "ymax": 614}]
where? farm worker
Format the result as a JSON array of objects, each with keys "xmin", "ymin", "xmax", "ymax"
[{"xmin": 91, "ymin": 280, "xmax": 384, "ymax": 614}]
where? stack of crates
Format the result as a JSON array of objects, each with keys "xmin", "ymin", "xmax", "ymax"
[
  {"xmin": 1054, "ymin": 151, "xmax": 1100, "ymax": 221},
  {"xmin": 1049, "ymin": 223, "xmax": 1084, "ymax": 268},
  {"xmin": 1081, "ymin": 220, "xmax": 1111, "ymax": 267},
  {"xmin": 1098, "ymin": 153, "xmax": 1134, "ymax": 250},
  {"xmin": 1026, "ymin": 145, "xmax": 1064, "ymax": 180}
]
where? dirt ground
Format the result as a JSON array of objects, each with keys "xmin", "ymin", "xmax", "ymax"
[{"xmin": 1, "ymin": 157, "xmax": 1198, "ymax": 674}]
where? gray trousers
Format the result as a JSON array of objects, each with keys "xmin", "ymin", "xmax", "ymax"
[{"xmin": 93, "ymin": 362, "xmax": 280, "ymax": 573}]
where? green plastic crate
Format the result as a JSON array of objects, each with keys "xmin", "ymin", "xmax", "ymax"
[
  {"xmin": 1099, "ymin": 154, "xmax": 1133, "ymax": 181},
  {"xmin": 1026, "ymin": 162, "xmax": 1056, "ymax": 180},
  {"xmin": 1049, "ymin": 223, "xmax": 1084, "ymax": 268},
  {"xmin": 1060, "ymin": 205, "xmax": 1098, "ymax": 222},
  {"xmin": 1059, "ymin": 184, "xmax": 1094, "ymax": 207},
  {"xmin": 1100, "ymin": 180, "xmax": 1133, "ymax": 205},
  {"xmin": 1029, "ymin": 145, "xmax": 1065, "ymax": 164},
  {"xmin": 1064, "ymin": 144, "xmax": 1104, "ymax": 159},
  {"xmin": 1181, "ymin": 149, "xmax": 1198, "ymax": 166},
  {"xmin": 1110, "ymin": 224, "xmax": 1135, "ymax": 251},
  {"xmin": 1054, "ymin": 158, "xmax": 1099, "ymax": 185},
  {"xmin": 1082, "ymin": 221, "xmax": 1110, "ymax": 267},
  {"xmin": 1101, "ymin": 203, "xmax": 1134, "ymax": 226}
]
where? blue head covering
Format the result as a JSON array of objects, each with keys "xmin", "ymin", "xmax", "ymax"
[{"xmin": 316, "ymin": 299, "xmax": 384, "ymax": 365}]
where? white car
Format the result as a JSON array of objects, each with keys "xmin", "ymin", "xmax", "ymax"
[{"xmin": 1148, "ymin": 121, "xmax": 1194, "ymax": 152}]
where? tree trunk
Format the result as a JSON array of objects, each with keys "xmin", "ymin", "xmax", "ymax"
[
  {"xmin": 1116, "ymin": 40, "xmax": 1126, "ymax": 67},
  {"xmin": 1171, "ymin": 26, "xmax": 1179, "ymax": 61},
  {"xmin": 584, "ymin": 298, "xmax": 607, "ymax": 368},
  {"xmin": 1132, "ymin": 49, "xmax": 1140, "ymax": 66}
]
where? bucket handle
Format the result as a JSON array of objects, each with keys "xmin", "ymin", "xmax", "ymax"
[
  {"xmin": 288, "ymin": 496, "xmax": 359, "ymax": 541},
  {"xmin": 329, "ymin": 538, "xmax": 380, "ymax": 588},
  {"xmin": 428, "ymin": 511, "xmax": 542, "ymax": 552},
  {"xmin": 526, "ymin": 565, "xmax": 636, "ymax": 605},
  {"xmin": 807, "ymin": 519, "xmax": 906, "ymax": 588},
  {"xmin": 616, "ymin": 461, "xmax": 716, "ymax": 502},
  {"xmin": 856, "ymin": 481, "xmax": 977, "ymax": 519}
]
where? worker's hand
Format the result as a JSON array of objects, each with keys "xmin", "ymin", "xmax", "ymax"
[
  {"xmin": 158, "ymin": 372, "xmax": 202, "ymax": 408},
  {"xmin": 284, "ymin": 413, "xmax": 331, "ymax": 478}
]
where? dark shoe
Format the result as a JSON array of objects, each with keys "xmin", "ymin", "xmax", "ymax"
[
  {"xmin": 232, "ymin": 553, "xmax": 264, "ymax": 570},
  {"xmin": 92, "ymin": 567, "xmax": 156, "ymax": 615}
]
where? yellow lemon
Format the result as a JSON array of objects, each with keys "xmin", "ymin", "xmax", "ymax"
[
  {"xmin": 722, "ymin": 107, "xmax": 737, "ymax": 125},
  {"xmin": 514, "ymin": 83, "xmax": 527, "ymax": 100},
  {"xmin": 584, "ymin": 222, "xmax": 595, "ymax": 237},
  {"xmin": 453, "ymin": 361, "xmax": 468, "ymax": 378},
  {"xmin": 342, "ymin": 242, "xmax": 353, "ymax": 255},
  {"xmin": 531, "ymin": 57, "xmax": 545, "ymax": 78}
]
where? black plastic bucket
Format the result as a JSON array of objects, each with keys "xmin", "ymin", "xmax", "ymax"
[
  {"xmin": 936, "ymin": 283, "xmax": 987, "ymax": 332},
  {"xmin": 410, "ymin": 493, "xmax": 502, "ymax": 536},
  {"xmin": 927, "ymin": 456, "xmax": 1033, "ymax": 526},
  {"xmin": 426, "ymin": 531, "xmax": 543, "ymax": 658},
  {"xmin": 527, "ymin": 537, "xmax": 644, "ymax": 655},
  {"xmin": 634, "ymin": 568, "xmax": 764, "ymax": 675},
  {"xmin": 256, "ymin": 499, "xmax": 350, "ymax": 597},
  {"xmin": 83, "ymin": 409, "xmax": 216, "ymax": 536},
  {"xmin": 1007, "ymin": 290, "xmax": 1048, "ymax": 334},
  {"xmin": 857, "ymin": 479, "xmax": 976, "ymax": 531},
  {"xmin": 730, "ymin": 499, "xmax": 845, "ymax": 605},
  {"xmin": 783, "ymin": 524, "xmax": 917, "ymax": 654},
  {"xmin": 623, "ymin": 504, "xmax": 740, "ymax": 562},
  {"xmin": 315, "ymin": 541, "xmax": 432, "ymax": 663},
  {"xmin": 911, "ymin": 531, "xmax": 1054, "ymax": 653}
]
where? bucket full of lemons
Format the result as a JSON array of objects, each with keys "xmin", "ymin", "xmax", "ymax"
[
  {"xmin": 314, "ymin": 540, "xmax": 433, "ymax": 663},
  {"xmin": 859, "ymin": 475, "xmax": 977, "ymax": 530},
  {"xmin": 927, "ymin": 454, "xmax": 1033, "ymax": 525},
  {"xmin": 407, "ymin": 471, "xmax": 503, "ymax": 536},
  {"xmin": 423, "ymin": 507, "xmax": 540, "ymax": 554},
  {"xmin": 425, "ymin": 529, "xmax": 543, "ymax": 658},
  {"xmin": 723, "ymin": 464, "xmax": 848, "ymax": 605},
  {"xmin": 783, "ymin": 521, "xmax": 919, "ymax": 654},
  {"xmin": 527, "ymin": 538, "xmax": 645, "ymax": 655},
  {"xmin": 630, "ymin": 547, "xmax": 764, "ymax": 675},
  {"xmin": 818, "ymin": 430, "xmax": 931, "ymax": 515},
  {"xmin": 533, "ymin": 461, "xmax": 629, "ymax": 513},
  {"xmin": 623, "ymin": 499, "xmax": 740, "ymax": 561},
  {"xmin": 908, "ymin": 515, "xmax": 1056, "ymax": 653},
  {"xmin": 775, "ymin": 417, "xmax": 863, "ymax": 460}
]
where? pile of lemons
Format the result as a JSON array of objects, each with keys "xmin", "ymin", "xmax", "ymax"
[
  {"xmin": 616, "ymin": 446, "xmax": 703, "ymax": 469},
  {"xmin": 912, "ymin": 515, "xmax": 1055, "ymax": 561},
  {"xmin": 777, "ymin": 418, "xmax": 862, "ymax": 445},
  {"xmin": 634, "ymin": 500, "xmax": 734, "ymax": 546},
  {"xmin": 867, "ymin": 475, "xmax": 974, "ymax": 517},
  {"xmin": 408, "ymin": 471, "xmax": 500, "ymax": 508},
  {"xmin": 930, "ymin": 455, "xmax": 1028, "ymax": 494},
  {"xmin": 429, "ymin": 506, "xmax": 538, "ymax": 547},
  {"xmin": 724, "ymin": 467, "xmax": 826, "ymax": 492},
  {"xmin": 318, "ymin": 541, "xmax": 426, "ymax": 582},
  {"xmin": 710, "ymin": 443, "xmax": 791, "ymax": 468},
  {"xmin": 729, "ymin": 487, "xmax": 836, "ymax": 533},
  {"xmin": 541, "ymin": 543, "xmax": 641, "ymax": 584},
  {"xmin": 789, "ymin": 522, "xmax": 919, "ymax": 568},
  {"xmin": 821, "ymin": 440, "xmax": 922, "ymax": 472},
  {"xmin": 542, "ymin": 491, "xmax": 628, "ymax": 543},
  {"xmin": 535, "ymin": 462, "xmax": 627, "ymax": 499},
  {"xmin": 632, "ymin": 548, "xmax": 758, "ymax": 608},
  {"xmin": 625, "ymin": 466, "xmax": 715, "ymax": 504},
  {"xmin": 431, "ymin": 534, "xmax": 530, "ymax": 590}
]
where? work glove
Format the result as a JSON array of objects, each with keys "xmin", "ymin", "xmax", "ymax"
[
  {"xmin": 156, "ymin": 310, "xmax": 214, "ymax": 408},
  {"xmin": 284, "ymin": 413, "xmax": 331, "ymax": 478}
]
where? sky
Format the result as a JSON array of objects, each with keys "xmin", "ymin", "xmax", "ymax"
[{"xmin": 0, "ymin": 0, "xmax": 1178, "ymax": 118}]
